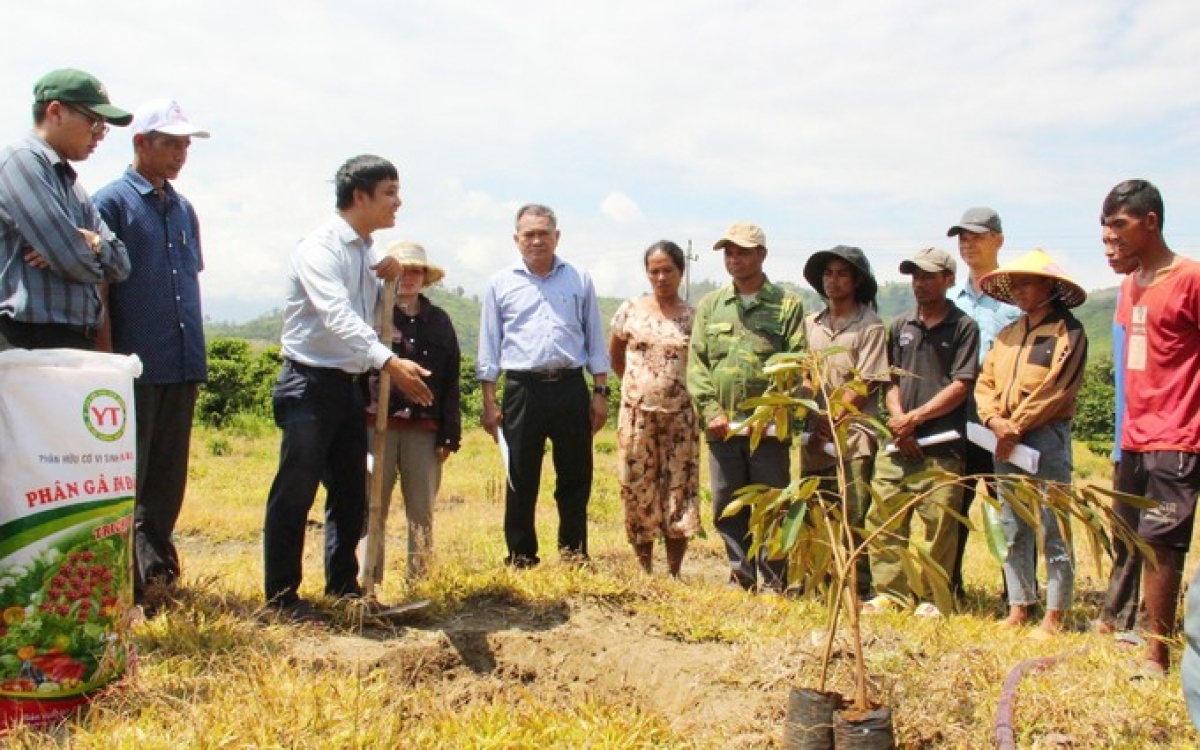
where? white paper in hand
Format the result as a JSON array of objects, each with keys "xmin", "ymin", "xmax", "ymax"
[{"xmin": 966, "ymin": 421, "xmax": 1040, "ymax": 474}]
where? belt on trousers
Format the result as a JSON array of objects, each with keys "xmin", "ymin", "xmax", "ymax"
[
  {"xmin": 0, "ymin": 316, "xmax": 97, "ymax": 341},
  {"xmin": 286, "ymin": 358, "xmax": 364, "ymax": 383},
  {"xmin": 505, "ymin": 367, "xmax": 582, "ymax": 383}
]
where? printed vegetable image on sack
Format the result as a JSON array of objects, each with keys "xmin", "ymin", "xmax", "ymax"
[{"xmin": 0, "ymin": 349, "xmax": 141, "ymax": 728}]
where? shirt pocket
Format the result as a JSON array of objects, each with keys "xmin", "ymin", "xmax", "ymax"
[
  {"xmin": 1026, "ymin": 336, "xmax": 1056, "ymax": 368},
  {"xmin": 550, "ymin": 292, "xmax": 585, "ymax": 335},
  {"xmin": 704, "ymin": 322, "xmax": 735, "ymax": 358}
]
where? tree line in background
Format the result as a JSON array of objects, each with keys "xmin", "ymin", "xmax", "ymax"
[
  {"xmin": 198, "ymin": 338, "xmax": 1119, "ymax": 458},
  {"xmin": 201, "ymin": 279, "xmax": 1120, "ymax": 450}
]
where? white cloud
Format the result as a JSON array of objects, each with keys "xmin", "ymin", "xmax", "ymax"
[
  {"xmin": 600, "ymin": 191, "xmax": 643, "ymax": 224},
  {"xmin": 5, "ymin": 0, "xmax": 1200, "ymax": 318}
]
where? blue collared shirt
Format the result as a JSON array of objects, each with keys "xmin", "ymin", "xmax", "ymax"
[
  {"xmin": 278, "ymin": 214, "xmax": 393, "ymax": 374},
  {"xmin": 95, "ymin": 167, "xmax": 206, "ymax": 384},
  {"xmin": 477, "ymin": 256, "xmax": 609, "ymax": 382},
  {"xmin": 0, "ymin": 134, "xmax": 130, "ymax": 326},
  {"xmin": 949, "ymin": 282, "xmax": 1021, "ymax": 364}
]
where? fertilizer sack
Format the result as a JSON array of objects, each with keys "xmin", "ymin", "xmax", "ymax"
[{"xmin": 0, "ymin": 349, "xmax": 142, "ymax": 728}]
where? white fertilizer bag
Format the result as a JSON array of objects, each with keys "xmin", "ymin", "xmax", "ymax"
[{"xmin": 0, "ymin": 349, "xmax": 141, "ymax": 728}]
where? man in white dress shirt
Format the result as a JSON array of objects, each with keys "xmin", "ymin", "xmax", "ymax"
[{"xmin": 263, "ymin": 155, "xmax": 431, "ymax": 621}]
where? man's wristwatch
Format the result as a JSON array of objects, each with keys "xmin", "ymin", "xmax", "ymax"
[{"xmin": 593, "ymin": 384, "xmax": 611, "ymax": 397}]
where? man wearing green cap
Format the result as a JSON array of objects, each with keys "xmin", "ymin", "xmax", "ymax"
[{"xmin": 0, "ymin": 68, "xmax": 132, "ymax": 350}]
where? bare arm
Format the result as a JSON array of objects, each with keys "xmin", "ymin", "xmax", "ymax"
[
  {"xmin": 608, "ymin": 334, "xmax": 627, "ymax": 380},
  {"xmin": 481, "ymin": 380, "xmax": 501, "ymax": 441}
]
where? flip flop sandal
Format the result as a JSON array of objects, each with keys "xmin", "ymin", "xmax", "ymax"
[{"xmin": 914, "ymin": 602, "xmax": 943, "ymax": 618}]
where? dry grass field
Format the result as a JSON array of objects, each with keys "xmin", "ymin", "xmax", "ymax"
[{"xmin": 6, "ymin": 424, "xmax": 1198, "ymax": 748}]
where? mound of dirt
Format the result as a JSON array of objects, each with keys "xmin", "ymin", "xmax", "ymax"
[{"xmin": 289, "ymin": 596, "xmax": 810, "ymax": 746}]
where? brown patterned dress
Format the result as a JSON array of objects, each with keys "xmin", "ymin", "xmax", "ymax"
[{"xmin": 611, "ymin": 297, "xmax": 701, "ymax": 544}]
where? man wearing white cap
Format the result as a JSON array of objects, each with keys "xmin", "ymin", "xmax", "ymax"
[{"xmin": 94, "ymin": 99, "xmax": 211, "ymax": 609}]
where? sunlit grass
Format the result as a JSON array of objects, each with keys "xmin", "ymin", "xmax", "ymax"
[{"xmin": 3, "ymin": 425, "xmax": 1196, "ymax": 747}]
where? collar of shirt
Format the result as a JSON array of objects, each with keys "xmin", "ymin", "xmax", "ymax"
[
  {"xmin": 510, "ymin": 255, "xmax": 564, "ymax": 278},
  {"xmin": 22, "ymin": 134, "xmax": 77, "ymax": 184},
  {"xmin": 120, "ymin": 166, "xmax": 178, "ymax": 203},
  {"xmin": 717, "ymin": 276, "xmax": 781, "ymax": 309},
  {"xmin": 949, "ymin": 282, "xmax": 1000, "ymax": 314},
  {"xmin": 814, "ymin": 304, "xmax": 867, "ymax": 335},
  {"xmin": 900, "ymin": 299, "xmax": 963, "ymax": 330},
  {"xmin": 395, "ymin": 293, "xmax": 431, "ymax": 322}
]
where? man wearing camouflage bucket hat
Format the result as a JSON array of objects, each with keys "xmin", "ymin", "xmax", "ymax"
[
  {"xmin": 801, "ymin": 245, "xmax": 889, "ymax": 598},
  {"xmin": 975, "ymin": 248, "xmax": 1088, "ymax": 639},
  {"xmin": 0, "ymin": 68, "xmax": 133, "ymax": 350}
]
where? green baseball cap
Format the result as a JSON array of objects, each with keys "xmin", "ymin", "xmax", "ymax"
[{"xmin": 33, "ymin": 69, "xmax": 132, "ymax": 126}]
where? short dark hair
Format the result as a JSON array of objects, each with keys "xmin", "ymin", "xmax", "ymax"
[
  {"xmin": 515, "ymin": 204, "xmax": 557, "ymax": 230},
  {"xmin": 644, "ymin": 240, "xmax": 685, "ymax": 272},
  {"xmin": 32, "ymin": 101, "xmax": 50, "ymax": 124},
  {"xmin": 334, "ymin": 155, "xmax": 398, "ymax": 210},
  {"xmin": 1102, "ymin": 179, "xmax": 1165, "ymax": 228}
]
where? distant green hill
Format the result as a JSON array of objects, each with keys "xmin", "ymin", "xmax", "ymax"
[{"xmin": 206, "ymin": 280, "xmax": 1118, "ymax": 359}]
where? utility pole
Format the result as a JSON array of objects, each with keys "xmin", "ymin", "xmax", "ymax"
[{"xmin": 684, "ymin": 239, "xmax": 699, "ymax": 302}]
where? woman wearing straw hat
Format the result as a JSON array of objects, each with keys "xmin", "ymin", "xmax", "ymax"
[
  {"xmin": 359, "ymin": 241, "xmax": 461, "ymax": 584},
  {"xmin": 975, "ymin": 248, "xmax": 1088, "ymax": 638}
]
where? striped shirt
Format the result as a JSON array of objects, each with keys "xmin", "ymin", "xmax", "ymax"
[{"xmin": 0, "ymin": 134, "xmax": 130, "ymax": 326}]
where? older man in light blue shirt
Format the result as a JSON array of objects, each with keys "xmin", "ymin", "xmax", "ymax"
[
  {"xmin": 478, "ymin": 204, "xmax": 609, "ymax": 567},
  {"xmin": 263, "ymin": 155, "xmax": 431, "ymax": 622},
  {"xmin": 945, "ymin": 207, "xmax": 1021, "ymax": 599}
]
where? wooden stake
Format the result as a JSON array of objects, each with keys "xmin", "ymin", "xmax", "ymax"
[{"xmin": 361, "ymin": 281, "xmax": 395, "ymax": 596}]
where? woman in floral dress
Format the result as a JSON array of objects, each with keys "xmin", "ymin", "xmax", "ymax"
[{"xmin": 609, "ymin": 241, "xmax": 700, "ymax": 576}]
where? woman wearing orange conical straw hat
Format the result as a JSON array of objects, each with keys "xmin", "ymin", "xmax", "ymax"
[{"xmin": 975, "ymin": 248, "xmax": 1088, "ymax": 639}]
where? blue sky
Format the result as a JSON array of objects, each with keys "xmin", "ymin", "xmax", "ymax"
[{"xmin": 5, "ymin": 1, "xmax": 1199, "ymax": 321}]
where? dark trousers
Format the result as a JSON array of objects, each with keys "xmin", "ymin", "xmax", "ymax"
[
  {"xmin": 0, "ymin": 317, "xmax": 96, "ymax": 351},
  {"xmin": 264, "ymin": 361, "xmax": 367, "ymax": 603},
  {"xmin": 132, "ymin": 381, "xmax": 198, "ymax": 599},
  {"xmin": 950, "ymin": 440, "xmax": 997, "ymax": 597},
  {"xmin": 708, "ymin": 436, "xmax": 790, "ymax": 589},
  {"xmin": 1100, "ymin": 486, "xmax": 1143, "ymax": 630},
  {"xmin": 501, "ymin": 374, "xmax": 592, "ymax": 563}
]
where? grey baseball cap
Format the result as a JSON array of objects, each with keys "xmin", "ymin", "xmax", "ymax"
[
  {"xmin": 947, "ymin": 206, "xmax": 1003, "ymax": 236},
  {"xmin": 899, "ymin": 247, "xmax": 957, "ymax": 276}
]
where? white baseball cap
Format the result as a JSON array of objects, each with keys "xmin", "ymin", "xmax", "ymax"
[{"xmin": 132, "ymin": 99, "xmax": 210, "ymax": 138}]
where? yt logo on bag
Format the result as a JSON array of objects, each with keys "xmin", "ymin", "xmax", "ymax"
[{"xmin": 82, "ymin": 390, "xmax": 128, "ymax": 442}]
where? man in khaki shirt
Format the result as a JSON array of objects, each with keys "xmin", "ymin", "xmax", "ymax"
[{"xmin": 801, "ymin": 245, "xmax": 889, "ymax": 597}]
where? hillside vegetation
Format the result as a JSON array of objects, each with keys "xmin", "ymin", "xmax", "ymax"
[{"xmin": 206, "ymin": 280, "xmax": 1120, "ymax": 358}]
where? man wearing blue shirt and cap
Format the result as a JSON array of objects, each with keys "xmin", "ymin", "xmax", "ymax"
[
  {"xmin": 94, "ymin": 99, "xmax": 212, "ymax": 610},
  {"xmin": 945, "ymin": 207, "xmax": 1020, "ymax": 599},
  {"xmin": 0, "ymin": 68, "xmax": 132, "ymax": 350}
]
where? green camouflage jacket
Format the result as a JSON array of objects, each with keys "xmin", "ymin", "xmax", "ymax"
[{"xmin": 687, "ymin": 279, "xmax": 806, "ymax": 429}]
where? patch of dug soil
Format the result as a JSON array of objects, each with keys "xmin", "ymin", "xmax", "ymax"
[{"xmin": 288, "ymin": 597, "xmax": 810, "ymax": 746}]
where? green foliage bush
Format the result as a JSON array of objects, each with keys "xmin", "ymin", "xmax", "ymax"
[
  {"xmin": 1072, "ymin": 354, "xmax": 1117, "ymax": 455},
  {"xmin": 197, "ymin": 339, "xmax": 281, "ymax": 427}
]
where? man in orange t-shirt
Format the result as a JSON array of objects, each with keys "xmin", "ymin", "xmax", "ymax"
[{"xmin": 1101, "ymin": 179, "xmax": 1200, "ymax": 677}]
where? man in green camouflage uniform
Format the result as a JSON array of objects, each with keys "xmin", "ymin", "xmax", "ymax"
[{"xmin": 687, "ymin": 222, "xmax": 805, "ymax": 590}]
